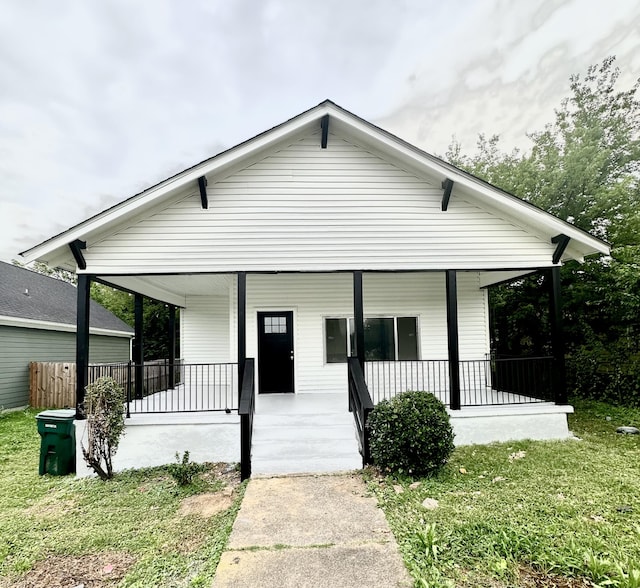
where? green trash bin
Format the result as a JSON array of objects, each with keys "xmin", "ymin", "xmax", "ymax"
[{"xmin": 36, "ymin": 409, "xmax": 76, "ymax": 475}]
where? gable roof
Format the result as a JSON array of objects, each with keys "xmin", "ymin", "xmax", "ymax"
[
  {"xmin": 20, "ymin": 100, "xmax": 609, "ymax": 268},
  {"xmin": 0, "ymin": 261, "xmax": 133, "ymax": 335}
]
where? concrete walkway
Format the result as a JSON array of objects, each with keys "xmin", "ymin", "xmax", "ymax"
[{"xmin": 212, "ymin": 474, "xmax": 412, "ymax": 588}]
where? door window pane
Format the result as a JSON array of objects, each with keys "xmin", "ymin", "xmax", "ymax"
[
  {"xmin": 264, "ymin": 316, "xmax": 287, "ymax": 334},
  {"xmin": 325, "ymin": 318, "xmax": 347, "ymax": 363},
  {"xmin": 397, "ymin": 317, "xmax": 419, "ymax": 360},
  {"xmin": 364, "ymin": 318, "xmax": 394, "ymax": 360}
]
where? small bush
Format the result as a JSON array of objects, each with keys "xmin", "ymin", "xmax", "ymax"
[
  {"xmin": 167, "ymin": 451, "xmax": 205, "ymax": 486},
  {"xmin": 367, "ymin": 391, "xmax": 454, "ymax": 477},
  {"xmin": 81, "ymin": 376, "xmax": 126, "ymax": 480}
]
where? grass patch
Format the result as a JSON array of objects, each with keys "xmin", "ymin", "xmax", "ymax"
[
  {"xmin": 368, "ymin": 399, "xmax": 640, "ymax": 587},
  {"xmin": 0, "ymin": 409, "xmax": 245, "ymax": 587}
]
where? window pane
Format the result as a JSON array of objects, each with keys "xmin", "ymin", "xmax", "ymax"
[
  {"xmin": 278, "ymin": 317, "xmax": 286, "ymax": 333},
  {"xmin": 397, "ymin": 317, "xmax": 418, "ymax": 360},
  {"xmin": 325, "ymin": 318, "xmax": 347, "ymax": 363},
  {"xmin": 364, "ymin": 318, "xmax": 394, "ymax": 360}
]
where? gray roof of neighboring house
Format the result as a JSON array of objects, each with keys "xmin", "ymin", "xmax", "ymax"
[{"xmin": 0, "ymin": 261, "xmax": 134, "ymax": 334}]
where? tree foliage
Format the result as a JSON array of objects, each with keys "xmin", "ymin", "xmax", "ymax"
[
  {"xmin": 91, "ymin": 283, "xmax": 176, "ymax": 360},
  {"xmin": 11, "ymin": 259, "xmax": 77, "ymax": 284},
  {"xmin": 447, "ymin": 57, "xmax": 640, "ymax": 403}
]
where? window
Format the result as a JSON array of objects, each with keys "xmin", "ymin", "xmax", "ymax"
[
  {"xmin": 264, "ymin": 315, "xmax": 287, "ymax": 334},
  {"xmin": 324, "ymin": 316, "xmax": 419, "ymax": 363}
]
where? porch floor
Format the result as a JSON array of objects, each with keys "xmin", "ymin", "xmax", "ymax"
[{"xmin": 251, "ymin": 393, "xmax": 362, "ymax": 476}]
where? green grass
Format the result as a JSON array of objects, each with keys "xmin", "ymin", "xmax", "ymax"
[
  {"xmin": 368, "ymin": 399, "xmax": 640, "ymax": 587},
  {"xmin": 3, "ymin": 401, "xmax": 639, "ymax": 587},
  {"xmin": 0, "ymin": 409, "xmax": 245, "ymax": 587}
]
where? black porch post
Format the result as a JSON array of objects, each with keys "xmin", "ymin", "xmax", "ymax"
[
  {"xmin": 353, "ymin": 271, "xmax": 365, "ymax": 370},
  {"xmin": 237, "ymin": 271, "xmax": 246, "ymax": 400},
  {"xmin": 548, "ymin": 267, "xmax": 568, "ymax": 404},
  {"xmin": 168, "ymin": 305, "xmax": 176, "ymax": 388},
  {"xmin": 445, "ymin": 270, "xmax": 461, "ymax": 410},
  {"xmin": 134, "ymin": 294, "xmax": 144, "ymax": 399},
  {"xmin": 76, "ymin": 274, "xmax": 91, "ymax": 419}
]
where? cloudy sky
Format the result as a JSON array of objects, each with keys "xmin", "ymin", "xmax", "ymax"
[{"xmin": 1, "ymin": 0, "xmax": 639, "ymax": 263}]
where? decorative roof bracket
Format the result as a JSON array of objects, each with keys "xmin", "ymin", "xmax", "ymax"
[
  {"xmin": 320, "ymin": 114, "xmax": 329, "ymax": 149},
  {"xmin": 198, "ymin": 176, "xmax": 208, "ymax": 209},
  {"xmin": 441, "ymin": 178, "xmax": 454, "ymax": 211},
  {"xmin": 551, "ymin": 234, "xmax": 571, "ymax": 264},
  {"xmin": 69, "ymin": 239, "xmax": 87, "ymax": 270}
]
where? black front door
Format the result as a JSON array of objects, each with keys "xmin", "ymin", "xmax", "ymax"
[{"xmin": 257, "ymin": 311, "xmax": 294, "ymax": 393}]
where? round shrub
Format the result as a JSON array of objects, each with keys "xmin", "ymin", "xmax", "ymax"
[{"xmin": 366, "ymin": 391, "xmax": 455, "ymax": 476}]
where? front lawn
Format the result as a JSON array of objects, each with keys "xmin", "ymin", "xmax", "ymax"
[
  {"xmin": 2, "ymin": 400, "xmax": 639, "ymax": 587},
  {"xmin": 0, "ymin": 409, "xmax": 244, "ymax": 587},
  {"xmin": 370, "ymin": 399, "xmax": 640, "ymax": 587}
]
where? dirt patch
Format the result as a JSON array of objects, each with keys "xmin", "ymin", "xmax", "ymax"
[
  {"xmin": 178, "ymin": 492, "xmax": 233, "ymax": 518},
  {"xmin": 1, "ymin": 552, "xmax": 136, "ymax": 588},
  {"xmin": 24, "ymin": 491, "xmax": 77, "ymax": 519},
  {"xmin": 518, "ymin": 566, "xmax": 593, "ymax": 587},
  {"xmin": 175, "ymin": 463, "xmax": 240, "ymax": 518},
  {"xmin": 201, "ymin": 462, "xmax": 241, "ymax": 488}
]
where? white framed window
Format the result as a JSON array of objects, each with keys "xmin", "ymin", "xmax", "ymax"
[{"xmin": 324, "ymin": 316, "xmax": 419, "ymax": 363}]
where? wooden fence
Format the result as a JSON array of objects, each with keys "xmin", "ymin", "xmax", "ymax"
[
  {"xmin": 29, "ymin": 362, "xmax": 76, "ymax": 408},
  {"xmin": 29, "ymin": 360, "xmax": 178, "ymax": 409}
]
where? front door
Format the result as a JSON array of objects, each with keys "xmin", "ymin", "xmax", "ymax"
[{"xmin": 257, "ymin": 311, "xmax": 294, "ymax": 393}]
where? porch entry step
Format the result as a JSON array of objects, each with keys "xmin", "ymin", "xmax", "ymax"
[
  {"xmin": 251, "ymin": 393, "xmax": 362, "ymax": 476},
  {"xmin": 253, "ymin": 422, "xmax": 358, "ymax": 442},
  {"xmin": 254, "ymin": 412, "xmax": 355, "ymax": 428}
]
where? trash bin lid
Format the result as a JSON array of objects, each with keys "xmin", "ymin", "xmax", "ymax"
[{"xmin": 36, "ymin": 409, "xmax": 76, "ymax": 421}]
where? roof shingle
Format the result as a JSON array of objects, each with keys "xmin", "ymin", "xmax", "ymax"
[{"xmin": 0, "ymin": 261, "xmax": 133, "ymax": 334}]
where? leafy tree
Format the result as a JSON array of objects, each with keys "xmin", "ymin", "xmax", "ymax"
[
  {"xmin": 91, "ymin": 282, "xmax": 177, "ymax": 360},
  {"xmin": 12, "ymin": 259, "xmax": 77, "ymax": 284},
  {"xmin": 447, "ymin": 57, "xmax": 640, "ymax": 402}
]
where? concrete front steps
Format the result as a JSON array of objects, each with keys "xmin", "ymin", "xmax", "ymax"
[{"xmin": 251, "ymin": 393, "xmax": 363, "ymax": 476}]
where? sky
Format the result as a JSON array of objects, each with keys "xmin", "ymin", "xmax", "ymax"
[{"xmin": 1, "ymin": 0, "xmax": 639, "ymax": 263}]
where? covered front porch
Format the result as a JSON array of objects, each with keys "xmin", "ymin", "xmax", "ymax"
[{"xmin": 74, "ymin": 268, "xmax": 570, "ymax": 478}]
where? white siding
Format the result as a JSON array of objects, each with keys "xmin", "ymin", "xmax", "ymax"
[
  {"xmin": 181, "ymin": 295, "xmax": 230, "ymax": 363},
  {"xmin": 86, "ymin": 131, "xmax": 555, "ymax": 273},
  {"xmin": 182, "ymin": 272, "xmax": 488, "ymax": 395}
]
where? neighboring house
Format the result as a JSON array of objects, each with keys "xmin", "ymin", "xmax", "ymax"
[
  {"xmin": 21, "ymin": 101, "xmax": 610, "ymax": 477},
  {"xmin": 0, "ymin": 261, "xmax": 133, "ymax": 410}
]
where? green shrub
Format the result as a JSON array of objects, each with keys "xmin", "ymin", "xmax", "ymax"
[
  {"xmin": 367, "ymin": 391, "xmax": 454, "ymax": 476},
  {"xmin": 167, "ymin": 451, "xmax": 205, "ymax": 486},
  {"xmin": 567, "ymin": 346, "xmax": 640, "ymax": 407},
  {"xmin": 81, "ymin": 376, "xmax": 126, "ymax": 480}
]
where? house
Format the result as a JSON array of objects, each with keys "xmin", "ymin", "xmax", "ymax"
[
  {"xmin": 20, "ymin": 101, "xmax": 610, "ymax": 477},
  {"xmin": 0, "ymin": 261, "xmax": 133, "ymax": 410}
]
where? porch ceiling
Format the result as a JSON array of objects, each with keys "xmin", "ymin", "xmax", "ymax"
[
  {"xmin": 101, "ymin": 273, "xmax": 233, "ymax": 306},
  {"xmin": 99, "ymin": 269, "xmax": 535, "ymax": 305}
]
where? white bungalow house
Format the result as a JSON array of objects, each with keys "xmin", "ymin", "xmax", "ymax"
[{"xmin": 21, "ymin": 101, "xmax": 610, "ymax": 478}]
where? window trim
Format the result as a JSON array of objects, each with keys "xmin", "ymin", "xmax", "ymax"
[{"xmin": 323, "ymin": 315, "xmax": 420, "ymax": 364}]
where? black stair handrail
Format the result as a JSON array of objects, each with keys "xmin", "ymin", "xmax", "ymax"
[
  {"xmin": 239, "ymin": 358, "xmax": 255, "ymax": 481},
  {"xmin": 348, "ymin": 357, "xmax": 374, "ymax": 467}
]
